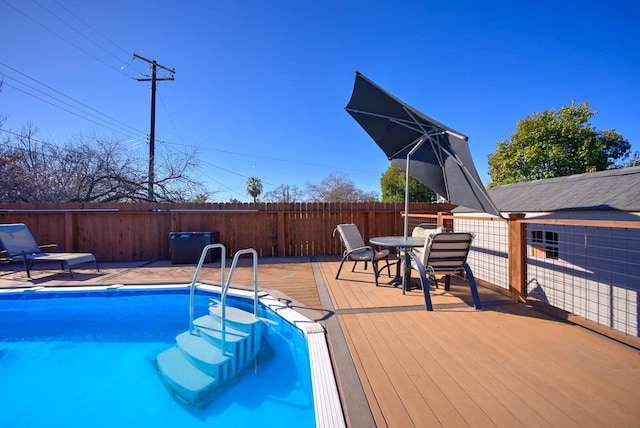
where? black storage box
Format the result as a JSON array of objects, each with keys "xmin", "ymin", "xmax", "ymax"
[{"xmin": 170, "ymin": 231, "xmax": 220, "ymax": 264}]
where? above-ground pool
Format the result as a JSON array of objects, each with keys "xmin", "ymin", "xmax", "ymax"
[{"xmin": 0, "ymin": 285, "xmax": 341, "ymax": 427}]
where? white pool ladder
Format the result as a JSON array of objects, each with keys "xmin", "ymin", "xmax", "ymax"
[
  {"xmin": 188, "ymin": 244, "xmax": 259, "ymax": 344},
  {"xmin": 157, "ymin": 243, "xmax": 263, "ymax": 408}
]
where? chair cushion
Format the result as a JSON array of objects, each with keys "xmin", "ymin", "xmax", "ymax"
[
  {"xmin": 349, "ymin": 248, "xmax": 389, "ymax": 261},
  {"xmin": 412, "ymin": 226, "xmax": 445, "ymax": 264},
  {"xmin": 31, "ymin": 252, "xmax": 96, "ymax": 267}
]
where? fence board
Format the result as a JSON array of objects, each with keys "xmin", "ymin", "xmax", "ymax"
[{"xmin": 0, "ymin": 202, "xmax": 454, "ymax": 261}]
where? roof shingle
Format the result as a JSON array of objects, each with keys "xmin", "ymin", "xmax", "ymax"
[{"xmin": 463, "ymin": 166, "xmax": 640, "ymax": 213}]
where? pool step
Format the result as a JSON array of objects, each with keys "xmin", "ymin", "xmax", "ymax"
[
  {"xmin": 193, "ymin": 315, "xmax": 248, "ymax": 372},
  {"xmin": 209, "ymin": 301, "xmax": 262, "ymax": 357},
  {"xmin": 209, "ymin": 301, "xmax": 262, "ymax": 333},
  {"xmin": 156, "ymin": 347, "xmax": 217, "ymax": 405},
  {"xmin": 175, "ymin": 331, "xmax": 229, "ymax": 378},
  {"xmin": 156, "ymin": 306, "xmax": 262, "ymax": 408}
]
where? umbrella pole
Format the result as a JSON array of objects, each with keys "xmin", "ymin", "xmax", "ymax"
[
  {"xmin": 404, "ymin": 152, "xmax": 411, "ymax": 240},
  {"xmin": 403, "ymin": 136, "xmax": 427, "ymax": 240}
]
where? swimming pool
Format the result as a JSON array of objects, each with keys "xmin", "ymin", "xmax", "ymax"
[{"xmin": 0, "ymin": 285, "xmax": 343, "ymax": 427}]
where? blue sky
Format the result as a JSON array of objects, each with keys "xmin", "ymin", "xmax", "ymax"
[{"xmin": 1, "ymin": 0, "xmax": 638, "ymax": 202}]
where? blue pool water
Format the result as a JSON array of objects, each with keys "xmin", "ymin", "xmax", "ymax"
[{"xmin": 0, "ymin": 289, "xmax": 315, "ymax": 427}]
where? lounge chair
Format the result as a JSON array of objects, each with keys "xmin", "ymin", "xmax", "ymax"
[
  {"xmin": 0, "ymin": 223, "xmax": 99, "ymax": 278},
  {"xmin": 333, "ymin": 223, "xmax": 393, "ymax": 287},
  {"xmin": 407, "ymin": 231, "xmax": 481, "ymax": 311}
]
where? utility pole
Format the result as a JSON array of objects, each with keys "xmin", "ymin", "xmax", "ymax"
[{"xmin": 133, "ymin": 53, "xmax": 175, "ymax": 201}]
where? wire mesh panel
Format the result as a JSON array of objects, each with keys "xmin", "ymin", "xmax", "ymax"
[
  {"xmin": 407, "ymin": 214, "xmax": 509, "ymax": 291},
  {"xmin": 406, "ymin": 216, "xmax": 439, "ymax": 231},
  {"xmin": 527, "ymin": 223, "xmax": 640, "ymax": 337},
  {"xmin": 400, "ymin": 212, "xmax": 639, "ymax": 339},
  {"xmin": 454, "ymin": 217, "xmax": 509, "ymax": 290}
]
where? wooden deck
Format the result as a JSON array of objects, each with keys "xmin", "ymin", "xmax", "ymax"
[{"xmin": 2, "ymin": 257, "xmax": 640, "ymax": 427}]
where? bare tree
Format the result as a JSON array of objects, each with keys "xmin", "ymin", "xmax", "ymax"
[
  {"xmin": 0, "ymin": 126, "xmax": 205, "ymax": 202},
  {"xmin": 262, "ymin": 184, "xmax": 304, "ymax": 203},
  {"xmin": 305, "ymin": 172, "xmax": 379, "ymax": 202}
]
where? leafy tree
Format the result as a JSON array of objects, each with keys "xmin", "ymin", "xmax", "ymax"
[
  {"xmin": 305, "ymin": 172, "xmax": 378, "ymax": 202},
  {"xmin": 488, "ymin": 101, "xmax": 630, "ymax": 187},
  {"xmin": 246, "ymin": 176, "xmax": 263, "ymax": 202},
  {"xmin": 380, "ymin": 163, "xmax": 435, "ymax": 202},
  {"xmin": 0, "ymin": 124, "xmax": 204, "ymax": 202}
]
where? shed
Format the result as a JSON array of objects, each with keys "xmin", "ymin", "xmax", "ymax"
[{"xmin": 451, "ymin": 167, "xmax": 640, "ymax": 339}]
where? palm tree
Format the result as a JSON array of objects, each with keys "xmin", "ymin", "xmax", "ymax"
[{"xmin": 246, "ymin": 176, "xmax": 263, "ymax": 203}]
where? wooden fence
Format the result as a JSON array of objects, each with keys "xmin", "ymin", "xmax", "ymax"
[{"xmin": 0, "ymin": 202, "xmax": 456, "ymax": 261}]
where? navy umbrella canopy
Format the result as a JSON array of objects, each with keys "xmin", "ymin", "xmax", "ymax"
[{"xmin": 345, "ymin": 72, "xmax": 502, "ymax": 233}]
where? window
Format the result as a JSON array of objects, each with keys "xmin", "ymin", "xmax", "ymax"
[
  {"xmin": 532, "ymin": 230, "xmax": 543, "ymax": 243},
  {"xmin": 530, "ymin": 229, "xmax": 559, "ymax": 259},
  {"xmin": 544, "ymin": 231, "xmax": 559, "ymax": 259}
]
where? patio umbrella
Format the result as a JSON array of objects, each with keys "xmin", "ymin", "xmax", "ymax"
[{"xmin": 345, "ymin": 71, "xmax": 502, "ymax": 238}]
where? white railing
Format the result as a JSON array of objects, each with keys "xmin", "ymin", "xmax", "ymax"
[
  {"xmin": 188, "ymin": 243, "xmax": 226, "ymax": 334},
  {"xmin": 188, "ymin": 244, "xmax": 259, "ymax": 353}
]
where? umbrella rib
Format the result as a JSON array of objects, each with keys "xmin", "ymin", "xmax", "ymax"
[
  {"xmin": 427, "ymin": 134, "xmax": 502, "ymax": 215},
  {"xmin": 346, "ymin": 108, "xmax": 443, "ymax": 135},
  {"xmin": 426, "ymin": 137, "xmax": 450, "ymax": 199},
  {"xmin": 403, "ymin": 106, "xmax": 464, "ymax": 165},
  {"xmin": 408, "ymin": 103, "xmax": 482, "ymax": 205},
  {"xmin": 403, "ymin": 105, "xmax": 431, "ymax": 135},
  {"xmin": 404, "ymin": 105, "xmax": 453, "ymax": 199},
  {"xmin": 389, "ymin": 135, "xmax": 426, "ymax": 160}
]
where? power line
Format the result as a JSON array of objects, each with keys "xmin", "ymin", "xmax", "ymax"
[
  {"xmin": 2, "ymin": 5, "xmax": 286, "ymax": 202},
  {"xmin": 0, "ymin": 63, "xmax": 145, "ymax": 138},
  {"xmin": 192, "ymin": 165, "xmax": 246, "ymax": 199},
  {"xmin": 1, "ymin": 0, "xmax": 139, "ymax": 80},
  {"xmin": 1, "ymin": 80, "xmax": 142, "ymax": 140},
  {"xmin": 51, "ymin": 0, "xmax": 134, "ymax": 59},
  {"xmin": 162, "ymin": 138, "xmax": 381, "ymax": 175},
  {"xmin": 0, "ymin": 127, "xmax": 114, "ymax": 163},
  {"xmin": 2, "ymin": 64, "xmax": 376, "ymax": 185},
  {"xmin": 0, "ymin": 2, "xmax": 152, "ymax": 140},
  {"xmin": 157, "ymin": 90, "xmax": 183, "ymax": 145},
  {"xmin": 32, "ymin": 0, "xmax": 130, "ymax": 71},
  {"xmin": 45, "ymin": 0, "xmax": 147, "ymax": 78}
]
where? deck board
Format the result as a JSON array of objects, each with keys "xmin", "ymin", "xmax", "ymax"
[
  {"xmin": 319, "ymin": 255, "xmax": 640, "ymax": 428},
  {"xmin": 407, "ymin": 310, "xmax": 567, "ymax": 428},
  {"xmin": 407, "ymin": 310, "xmax": 553, "ymax": 427}
]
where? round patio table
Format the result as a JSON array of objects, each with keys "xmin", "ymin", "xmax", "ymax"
[{"xmin": 369, "ymin": 236, "xmax": 425, "ymax": 293}]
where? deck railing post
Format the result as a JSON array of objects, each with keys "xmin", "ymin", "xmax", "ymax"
[{"xmin": 508, "ymin": 213, "xmax": 527, "ymax": 302}]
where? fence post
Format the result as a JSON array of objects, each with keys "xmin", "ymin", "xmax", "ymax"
[
  {"xmin": 508, "ymin": 213, "xmax": 527, "ymax": 302},
  {"xmin": 438, "ymin": 211, "xmax": 453, "ymax": 231}
]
